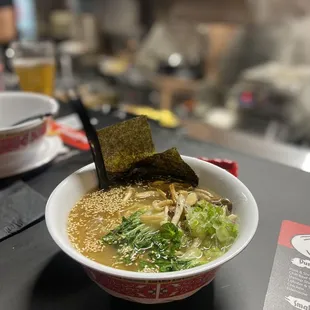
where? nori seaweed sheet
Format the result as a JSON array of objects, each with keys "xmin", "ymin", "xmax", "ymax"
[
  {"xmin": 97, "ymin": 116, "xmax": 198, "ymax": 186},
  {"xmin": 122, "ymin": 147, "xmax": 199, "ymax": 186},
  {"xmin": 97, "ymin": 116, "xmax": 155, "ymax": 175}
]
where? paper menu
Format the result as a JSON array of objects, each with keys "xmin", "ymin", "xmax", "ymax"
[{"xmin": 264, "ymin": 221, "xmax": 310, "ymax": 309}]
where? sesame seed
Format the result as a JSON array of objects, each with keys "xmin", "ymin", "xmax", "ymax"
[{"xmin": 67, "ymin": 185, "xmax": 136, "ymax": 255}]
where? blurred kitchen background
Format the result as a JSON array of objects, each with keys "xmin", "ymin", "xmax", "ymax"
[{"xmin": 3, "ymin": 0, "xmax": 310, "ymax": 150}]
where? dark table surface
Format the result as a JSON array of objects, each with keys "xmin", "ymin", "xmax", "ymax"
[{"xmin": 1, "ymin": 107, "xmax": 310, "ymax": 310}]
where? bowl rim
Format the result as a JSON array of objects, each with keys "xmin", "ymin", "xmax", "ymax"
[
  {"xmin": 46, "ymin": 156, "xmax": 259, "ymax": 281},
  {"xmin": 0, "ymin": 91, "xmax": 59, "ymax": 133}
]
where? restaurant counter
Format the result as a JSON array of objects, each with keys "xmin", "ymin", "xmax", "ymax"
[{"xmin": 1, "ymin": 110, "xmax": 310, "ymax": 310}]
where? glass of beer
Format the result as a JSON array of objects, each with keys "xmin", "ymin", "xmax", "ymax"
[{"xmin": 11, "ymin": 41, "xmax": 55, "ymax": 96}]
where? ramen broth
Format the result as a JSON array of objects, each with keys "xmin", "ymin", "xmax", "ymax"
[{"xmin": 68, "ymin": 181, "xmax": 238, "ymax": 273}]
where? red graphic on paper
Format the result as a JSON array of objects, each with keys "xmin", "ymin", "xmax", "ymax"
[
  {"xmin": 278, "ymin": 220, "xmax": 310, "ymax": 249},
  {"xmin": 49, "ymin": 120, "xmax": 90, "ymax": 151},
  {"xmin": 159, "ymin": 269, "xmax": 217, "ymax": 298}
]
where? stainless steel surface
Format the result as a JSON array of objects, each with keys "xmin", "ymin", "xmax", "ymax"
[{"xmin": 184, "ymin": 119, "xmax": 310, "ymax": 173}]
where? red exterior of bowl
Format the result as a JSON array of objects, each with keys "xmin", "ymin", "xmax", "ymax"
[
  {"xmin": 85, "ymin": 267, "xmax": 218, "ymax": 303},
  {"xmin": 0, "ymin": 121, "xmax": 47, "ymax": 155}
]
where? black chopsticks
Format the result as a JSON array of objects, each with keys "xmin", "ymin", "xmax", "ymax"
[
  {"xmin": 12, "ymin": 113, "xmax": 53, "ymax": 126},
  {"xmin": 68, "ymin": 89, "xmax": 110, "ymax": 190}
]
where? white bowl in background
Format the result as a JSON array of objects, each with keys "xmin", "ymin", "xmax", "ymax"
[
  {"xmin": 0, "ymin": 91, "xmax": 59, "ymax": 133},
  {"xmin": 0, "ymin": 92, "xmax": 59, "ymax": 172},
  {"xmin": 46, "ymin": 156, "xmax": 259, "ymax": 303},
  {"xmin": 0, "ymin": 92, "xmax": 59, "ymax": 177}
]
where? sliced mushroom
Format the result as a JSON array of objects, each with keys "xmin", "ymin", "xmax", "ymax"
[
  {"xmin": 164, "ymin": 205, "xmax": 169, "ymax": 219},
  {"xmin": 151, "ymin": 180, "xmax": 165, "ymax": 187},
  {"xmin": 123, "ymin": 188, "xmax": 135, "ymax": 203},
  {"xmin": 195, "ymin": 188, "xmax": 214, "ymax": 198},
  {"xmin": 135, "ymin": 191, "xmax": 158, "ymax": 199},
  {"xmin": 168, "ymin": 206, "xmax": 175, "ymax": 218},
  {"xmin": 171, "ymin": 195, "xmax": 185, "ymax": 225},
  {"xmin": 178, "ymin": 190, "xmax": 188, "ymax": 197},
  {"xmin": 152, "ymin": 199, "xmax": 174, "ymax": 211},
  {"xmin": 195, "ymin": 192, "xmax": 213, "ymax": 202},
  {"xmin": 156, "ymin": 188, "xmax": 167, "ymax": 199},
  {"xmin": 212, "ymin": 198, "xmax": 233, "ymax": 212},
  {"xmin": 174, "ymin": 182, "xmax": 191, "ymax": 189},
  {"xmin": 161, "ymin": 206, "xmax": 170, "ymax": 225},
  {"xmin": 169, "ymin": 184, "xmax": 178, "ymax": 203},
  {"xmin": 186, "ymin": 192, "xmax": 198, "ymax": 206},
  {"xmin": 225, "ymin": 199, "xmax": 233, "ymax": 212}
]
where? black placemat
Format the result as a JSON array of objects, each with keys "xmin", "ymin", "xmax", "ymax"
[{"xmin": 0, "ymin": 181, "xmax": 46, "ymax": 241}]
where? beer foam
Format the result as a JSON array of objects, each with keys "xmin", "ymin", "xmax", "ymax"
[{"xmin": 13, "ymin": 58, "xmax": 55, "ymax": 67}]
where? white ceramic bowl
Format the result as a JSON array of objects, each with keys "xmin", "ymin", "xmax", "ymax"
[
  {"xmin": 46, "ymin": 157, "xmax": 259, "ymax": 303},
  {"xmin": 0, "ymin": 91, "xmax": 59, "ymax": 155}
]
